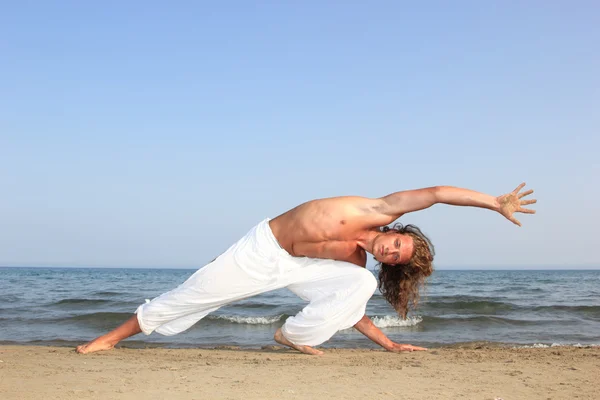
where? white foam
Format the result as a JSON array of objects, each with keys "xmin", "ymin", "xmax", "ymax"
[
  {"xmin": 212, "ymin": 315, "xmax": 283, "ymax": 324},
  {"xmin": 516, "ymin": 343, "xmax": 600, "ymax": 349},
  {"xmin": 212, "ymin": 314, "xmax": 425, "ymax": 327},
  {"xmin": 368, "ymin": 315, "xmax": 423, "ymax": 328},
  {"xmin": 336, "ymin": 315, "xmax": 423, "ymax": 331}
]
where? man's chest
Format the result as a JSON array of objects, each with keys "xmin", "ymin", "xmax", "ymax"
[{"xmin": 292, "ymin": 240, "xmax": 367, "ymax": 267}]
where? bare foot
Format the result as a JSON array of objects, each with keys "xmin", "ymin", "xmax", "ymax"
[
  {"xmin": 76, "ymin": 315, "xmax": 141, "ymax": 354},
  {"xmin": 274, "ymin": 328, "xmax": 324, "ymax": 355},
  {"xmin": 76, "ymin": 338, "xmax": 115, "ymax": 354}
]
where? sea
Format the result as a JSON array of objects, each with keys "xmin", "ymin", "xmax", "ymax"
[{"xmin": 1, "ymin": 267, "xmax": 599, "ymax": 349}]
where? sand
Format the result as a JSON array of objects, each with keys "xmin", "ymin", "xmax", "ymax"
[{"xmin": 1, "ymin": 345, "xmax": 598, "ymax": 399}]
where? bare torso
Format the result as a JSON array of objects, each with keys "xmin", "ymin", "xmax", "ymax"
[{"xmin": 269, "ymin": 197, "xmax": 390, "ymax": 267}]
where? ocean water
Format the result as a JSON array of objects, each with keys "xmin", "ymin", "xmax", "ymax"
[{"xmin": 0, "ymin": 267, "xmax": 599, "ymax": 349}]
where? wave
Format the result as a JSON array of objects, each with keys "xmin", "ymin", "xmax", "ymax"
[
  {"xmin": 52, "ymin": 299, "xmax": 113, "ymax": 306},
  {"xmin": 57, "ymin": 312, "xmax": 423, "ymax": 327},
  {"xmin": 207, "ymin": 314, "xmax": 425, "ymax": 328},
  {"xmin": 532, "ymin": 305, "xmax": 600, "ymax": 316},
  {"xmin": 39, "ymin": 312, "xmax": 424, "ymax": 328},
  {"xmin": 515, "ymin": 343, "xmax": 600, "ymax": 349},
  {"xmin": 3, "ymin": 312, "xmax": 285, "ymax": 327},
  {"xmin": 68, "ymin": 312, "xmax": 133, "ymax": 323},
  {"xmin": 11, "ymin": 312, "xmax": 558, "ymax": 330},
  {"xmin": 336, "ymin": 315, "xmax": 423, "ymax": 331},
  {"xmin": 207, "ymin": 314, "xmax": 285, "ymax": 324},
  {"xmin": 423, "ymin": 315, "xmax": 543, "ymax": 327},
  {"xmin": 422, "ymin": 300, "xmax": 516, "ymax": 313},
  {"xmin": 226, "ymin": 301, "xmax": 281, "ymax": 309},
  {"xmin": 25, "ymin": 304, "xmax": 599, "ymax": 330},
  {"xmin": 423, "ymin": 295, "xmax": 503, "ymax": 303},
  {"xmin": 421, "ymin": 300, "xmax": 600, "ymax": 318},
  {"xmin": 489, "ymin": 287, "xmax": 545, "ymax": 294},
  {"xmin": 372, "ymin": 315, "xmax": 422, "ymax": 328},
  {"xmin": 93, "ymin": 291, "xmax": 123, "ymax": 296}
]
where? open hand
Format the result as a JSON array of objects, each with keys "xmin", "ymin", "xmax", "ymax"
[
  {"xmin": 387, "ymin": 342, "xmax": 428, "ymax": 352},
  {"xmin": 496, "ymin": 183, "xmax": 537, "ymax": 227}
]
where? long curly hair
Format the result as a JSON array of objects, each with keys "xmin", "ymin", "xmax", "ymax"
[{"xmin": 376, "ymin": 224, "xmax": 435, "ymax": 319}]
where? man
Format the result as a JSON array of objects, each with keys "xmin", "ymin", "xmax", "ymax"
[{"xmin": 76, "ymin": 183, "xmax": 536, "ymax": 355}]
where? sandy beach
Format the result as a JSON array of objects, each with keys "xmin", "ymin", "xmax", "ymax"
[{"xmin": 1, "ymin": 345, "xmax": 598, "ymax": 399}]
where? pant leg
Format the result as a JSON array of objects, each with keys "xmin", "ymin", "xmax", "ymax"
[
  {"xmin": 281, "ymin": 260, "xmax": 378, "ymax": 346},
  {"xmin": 136, "ymin": 221, "xmax": 285, "ymax": 336}
]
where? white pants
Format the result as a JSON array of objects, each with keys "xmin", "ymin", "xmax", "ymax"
[{"xmin": 135, "ymin": 219, "xmax": 377, "ymax": 346}]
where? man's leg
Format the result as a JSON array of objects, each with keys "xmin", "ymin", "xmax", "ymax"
[
  {"xmin": 76, "ymin": 315, "xmax": 141, "ymax": 354},
  {"xmin": 76, "ymin": 221, "xmax": 286, "ymax": 354},
  {"xmin": 76, "ymin": 256, "xmax": 242, "ymax": 354},
  {"xmin": 76, "ymin": 268, "xmax": 223, "ymax": 354},
  {"xmin": 275, "ymin": 261, "xmax": 377, "ymax": 355}
]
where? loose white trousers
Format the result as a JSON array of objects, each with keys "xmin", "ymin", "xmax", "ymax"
[{"xmin": 135, "ymin": 219, "xmax": 377, "ymax": 346}]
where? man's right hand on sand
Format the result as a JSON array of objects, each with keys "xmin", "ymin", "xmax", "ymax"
[{"xmin": 386, "ymin": 342, "xmax": 428, "ymax": 352}]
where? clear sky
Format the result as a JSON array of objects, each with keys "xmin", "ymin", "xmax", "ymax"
[{"xmin": 1, "ymin": 2, "xmax": 598, "ymax": 269}]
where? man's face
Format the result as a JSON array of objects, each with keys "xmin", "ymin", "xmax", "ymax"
[{"xmin": 373, "ymin": 232, "xmax": 414, "ymax": 265}]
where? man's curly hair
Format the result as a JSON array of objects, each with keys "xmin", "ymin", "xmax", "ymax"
[{"xmin": 376, "ymin": 224, "xmax": 435, "ymax": 319}]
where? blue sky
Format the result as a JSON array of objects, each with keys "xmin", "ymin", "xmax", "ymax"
[{"xmin": 1, "ymin": 2, "xmax": 598, "ymax": 269}]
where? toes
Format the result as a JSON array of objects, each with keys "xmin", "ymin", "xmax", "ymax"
[
  {"xmin": 299, "ymin": 345, "xmax": 324, "ymax": 356},
  {"xmin": 273, "ymin": 329, "xmax": 323, "ymax": 355},
  {"xmin": 311, "ymin": 348, "xmax": 324, "ymax": 356}
]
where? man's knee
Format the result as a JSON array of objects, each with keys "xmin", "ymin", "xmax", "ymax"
[{"xmin": 354, "ymin": 268, "xmax": 378, "ymax": 297}]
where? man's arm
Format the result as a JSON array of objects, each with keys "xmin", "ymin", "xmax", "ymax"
[
  {"xmin": 345, "ymin": 256, "xmax": 421, "ymax": 351},
  {"xmin": 380, "ymin": 186, "xmax": 499, "ymax": 215},
  {"xmin": 353, "ymin": 315, "xmax": 426, "ymax": 352},
  {"xmin": 377, "ymin": 183, "xmax": 536, "ymax": 226}
]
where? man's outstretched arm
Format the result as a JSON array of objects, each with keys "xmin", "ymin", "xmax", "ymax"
[
  {"xmin": 377, "ymin": 183, "xmax": 537, "ymax": 226},
  {"xmin": 353, "ymin": 314, "xmax": 426, "ymax": 352}
]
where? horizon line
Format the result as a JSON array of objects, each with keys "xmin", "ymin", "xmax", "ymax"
[{"xmin": 1, "ymin": 265, "xmax": 599, "ymax": 271}]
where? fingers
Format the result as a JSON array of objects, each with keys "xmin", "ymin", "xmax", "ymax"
[
  {"xmin": 519, "ymin": 208, "xmax": 536, "ymax": 214},
  {"xmin": 518, "ymin": 189, "xmax": 534, "ymax": 198},
  {"xmin": 513, "ymin": 182, "xmax": 526, "ymax": 193},
  {"xmin": 401, "ymin": 345, "xmax": 428, "ymax": 351},
  {"xmin": 392, "ymin": 344, "xmax": 428, "ymax": 352},
  {"xmin": 521, "ymin": 199, "xmax": 537, "ymax": 205},
  {"xmin": 509, "ymin": 216, "xmax": 522, "ymax": 227}
]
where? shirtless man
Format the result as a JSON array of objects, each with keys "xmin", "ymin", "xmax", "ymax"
[{"xmin": 76, "ymin": 183, "xmax": 536, "ymax": 355}]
